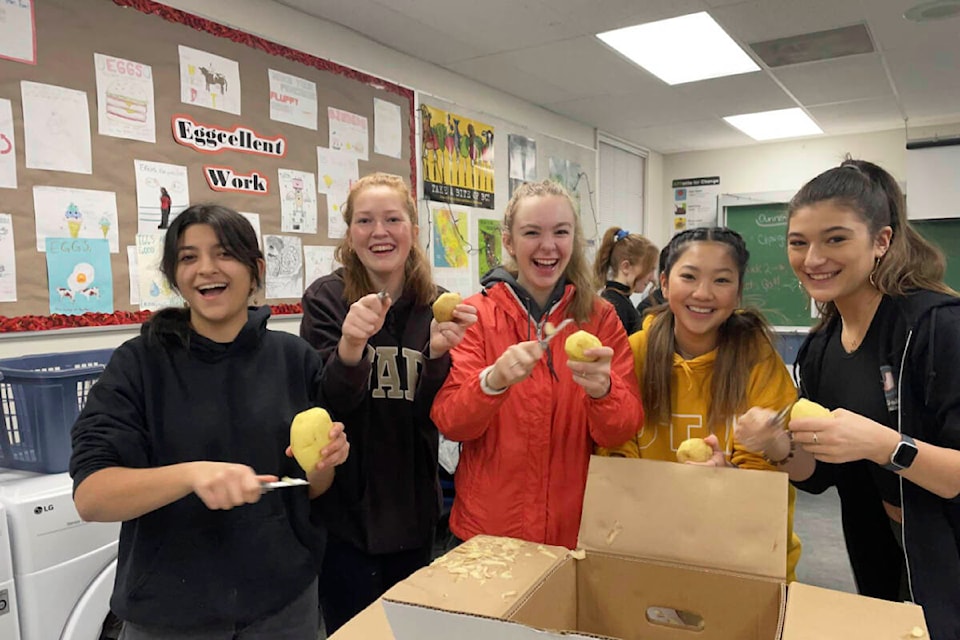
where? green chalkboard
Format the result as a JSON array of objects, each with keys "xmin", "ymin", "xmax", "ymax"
[
  {"xmin": 913, "ymin": 219, "xmax": 960, "ymax": 292},
  {"xmin": 726, "ymin": 204, "xmax": 813, "ymax": 327}
]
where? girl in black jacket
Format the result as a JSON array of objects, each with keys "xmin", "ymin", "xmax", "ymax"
[
  {"xmin": 735, "ymin": 159, "xmax": 960, "ymax": 640},
  {"xmin": 592, "ymin": 226, "xmax": 658, "ymax": 335},
  {"xmin": 300, "ymin": 173, "xmax": 476, "ymax": 633}
]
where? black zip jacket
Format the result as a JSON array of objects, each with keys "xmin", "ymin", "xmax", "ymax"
[
  {"xmin": 69, "ymin": 306, "xmax": 324, "ymax": 630},
  {"xmin": 601, "ymin": 280, "xmax": 642, "ymax": 336},
  {"xmin": 794, "ymin": 290, "xmax": 960, "ymax": 640},
  {"xmin": 300, "ymin": 269, "xmax": 447, "ymax": 554}
]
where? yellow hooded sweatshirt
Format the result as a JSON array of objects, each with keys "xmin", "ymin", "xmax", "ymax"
[{"xmin": 608, "ymin": 314, "xmax": 802, "ymax": 581}]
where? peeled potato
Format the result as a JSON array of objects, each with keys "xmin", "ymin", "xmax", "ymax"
[
  {"xmin": 790, "ymin": 398, "xmax": 831, "ymax": 420},
  {"xmin": 290, "ymin": 407, "xmax": 333, "ymax": 473},
  {"xmin": 432, "ymin": 292, "xmax": 462, "ymax": 322},
  {"xmin": 677, "ymin": 437, "xmax": 713, "ymax": 463},
  {"xmin": 564, "ymin": 330, "xmax": 603, "ymax": 362}
]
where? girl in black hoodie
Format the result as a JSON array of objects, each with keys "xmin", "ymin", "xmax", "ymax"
[{"xmin": 70, "ymin": 205, "xmax": 349, "ymax": 639}]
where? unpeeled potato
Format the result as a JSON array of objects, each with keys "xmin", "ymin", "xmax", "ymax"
[
  {"xmin": 564, "ymin": 330, "xmax": 603, "ymax": 362},
  {"xmin": 432, "ymin": 292, "xmax": 462, "ymax": 322},
  {"xmin": 676, "ymin": 437, "xmax": 713, "ymax": 463},
  {"xmin": 790, "ymin": 398, "xmax": 831, "ymax": 420},
  {"xmin": 290, "ymin": 407, "xmax": 333, "ymax": 473}
]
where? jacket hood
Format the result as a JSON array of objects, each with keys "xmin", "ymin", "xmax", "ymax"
[{"xmin": 481, "ymin": 266, "xmax": 568, "ymax": 321}]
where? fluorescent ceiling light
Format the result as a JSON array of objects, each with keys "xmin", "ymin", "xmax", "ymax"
[
  {"xmin": 724, "ymin": 108, "xmax": 823, "ymax": 141},
  {"xmin": 597, "ymin": 12, "xmax": 759, "ymax": 85}
]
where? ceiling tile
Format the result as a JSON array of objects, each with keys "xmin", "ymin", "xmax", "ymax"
[
  {"xmin": 711, "ymin": 0, "xmax": 868, "ymax": 45},
  {"xmin": 674, "ymin": 72, "xmax": 794, "ymax": 117},
  {"xmin": 774, "ymin": 53, "xmax": 893, "ymax": 105},
  {"xmin": 446, "ymin": 57, "xmax": 581, "ymax": 105},
  {"xmin": 548, "ymin": 87, "xmax": 714, "ymax": 130},
  {"xmin": 807, "ymin": 97, "xmax": 905, "ymax": 134}
]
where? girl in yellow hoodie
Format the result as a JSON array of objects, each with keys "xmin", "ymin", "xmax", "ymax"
[{"xmin": 608, "ymin": 227, "xmax": 802, "ymax": 581}]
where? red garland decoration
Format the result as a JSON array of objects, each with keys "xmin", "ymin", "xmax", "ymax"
[
  {"xmin": 1, "ymin": 1, "xmax": 415, "ymax": 334},
  {"xmin": 0, "ymin": 303, "xmax": 304, "ymax": 333}
]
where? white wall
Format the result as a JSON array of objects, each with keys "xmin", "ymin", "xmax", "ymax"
[
  {"xmin": 656, "ymin": 122, "xmax": 960, "ymax": 248},
  {"xmin": 1, "ymin": 0, "xmax": 597, "ymax": 359}
]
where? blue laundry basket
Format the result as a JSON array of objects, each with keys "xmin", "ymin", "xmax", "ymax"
[{"xmin": 0, "ymin": 349, "xmax": 114, "ymax": 473}]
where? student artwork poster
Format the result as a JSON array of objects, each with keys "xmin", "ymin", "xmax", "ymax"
[
  {"xmin": 21, "ymin": 81, "xmax": 92, "ymax": 174},
  {"xmin": 0, "ymin": 0, "xmax": 36, "ymax": 65},
  {"xmin": 420, "ymin": 104, "xmax": 495, "ymax": 209},
  {"xmin": 0, "ymin": 98, "xmax": 17, "ymax": 189},
  {"xmin": 33, "ymin": 186, "xmax": 119, "ymax": 253},
  {"xmin": 178, "ymin": 45, "xmax": 241, "ymax": 115},
  {"xmin": 134, "ymin": 160, "xmax": 189, "ymax": 233},
  {"xmin": 45, "ymin": 237, "xmax": 113, "ymax": 315},
  {"xmin": 278, "ymin": 168, "xmax": 318, "ymax": 233},
  {"xmin": 94, "ymin": 53, "xmax": 156, "ymax": 143}
]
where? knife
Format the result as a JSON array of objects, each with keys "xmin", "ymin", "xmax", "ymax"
[{"xmin": 260, "ymin": 477, "xmax": 309, "ymax": 492}]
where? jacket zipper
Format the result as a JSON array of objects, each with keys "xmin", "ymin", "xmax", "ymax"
[{"xmin": 897, "ymin": 328, "xmax": 915, "ymax": 602}]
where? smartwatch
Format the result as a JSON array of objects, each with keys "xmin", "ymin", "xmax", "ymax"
[{"xmin": 881, "ymin": 433, "xmax": 918, "ymax": 472}]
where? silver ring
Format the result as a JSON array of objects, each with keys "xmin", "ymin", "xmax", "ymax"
[{"xmin": 812, "ymin": 432, "xmax": 819, "ymax": 445}]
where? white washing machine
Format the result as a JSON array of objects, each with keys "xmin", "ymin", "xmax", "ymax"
[
  {"xmin": 0, "ymin": 470, "xmax": 119, "ymax": 640},
  {"xmin": 0, "ymin": 502, "xmax": 22, "ymax": 639}
]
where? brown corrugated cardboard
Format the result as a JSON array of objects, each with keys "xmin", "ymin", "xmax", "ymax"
[{"xmin": 371, "ymin": 456, "xmax": 928, "ymax": 640}]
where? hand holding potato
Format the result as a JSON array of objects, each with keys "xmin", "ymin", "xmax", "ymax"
[
  {"xmin": 735, "ymin": 406, "xmax": 791, "ymax": 460},
  {"xmin": 288, "ymin": 408, "xmax": 349, "ymax": 473},
  {"xmin": 429, "ymin": 299, "xmax": 478, "ymax": 358},
  {"xmin": 679, "ymin": 434, "xmax": 730, "ymax": 467},
  {"xmin": 566, "ymin": 344, "xmax": 613, "ymax": 399}
]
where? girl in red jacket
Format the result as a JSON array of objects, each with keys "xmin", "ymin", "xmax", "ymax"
[{"xmin": 431, "ymin": 180, "xmax": 643, "ymax": 549}]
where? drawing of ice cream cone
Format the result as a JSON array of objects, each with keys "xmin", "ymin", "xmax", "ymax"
[
  {"xmin": 65, "ymin": 203, "xmax": 82, "ymax": 238},
  {"xmin": 99, "ymin": 216, "xmax": 111, "ymax": 238}
]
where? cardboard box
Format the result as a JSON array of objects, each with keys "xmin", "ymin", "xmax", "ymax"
[{"xmin": 373, "ymin": 457, "xmax": 928, "ymax": 640}]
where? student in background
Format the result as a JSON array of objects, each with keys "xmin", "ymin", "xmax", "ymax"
[
  {"xmin": 70, "ymin": 205, "xmax": 349, "ymax": 640},
  {"xmin": 431, "ymin": 180, "xmax": 642, "ymax": 550},
  {"xmin": 300, "ymin": 172, "xmax": 476, "ymax": 634},
  {"xmin": 735, "ymin": 159, "xmax": 960, "ymax": 639},
  {"xmin": 593, "ymin": 226, "xmax": 659, "ymax": 335},
  {"xmin": 636, "ymin": 245, "xmax": 669, "ymax": 319},
  {"xmin": 607, "ymin": 227, "xmax": 802, "ymax": 581}
]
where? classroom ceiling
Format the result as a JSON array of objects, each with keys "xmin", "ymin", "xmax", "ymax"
[{"xmin": 275, "ymin": 0, "xmax": 960, "ymax": 154}]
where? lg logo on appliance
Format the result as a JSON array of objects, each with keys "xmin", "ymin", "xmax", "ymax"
[{"xmin": 33, "ymin": 504, "xmax": 54, "ymax": 514}]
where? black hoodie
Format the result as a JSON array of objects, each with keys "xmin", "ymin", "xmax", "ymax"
[
  {"xmin": 70, "ymin": 306, "xmax": 324, "ymax": 630},
  {"xmin": 794, "ymin": 290, "xmax": 960, "ymax": 640},
  {"xmin": 300, "ymin": 269, "xmax": 448, "ymax": 554}
]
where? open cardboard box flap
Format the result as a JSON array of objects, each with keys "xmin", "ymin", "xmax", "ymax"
[
  {"xmin": 578, "ymin": 456, "xmax": 787, "ymax": 580},
  {"xmin": 377, "ymin": 457, "xmax": 928, "ymax": 640}
]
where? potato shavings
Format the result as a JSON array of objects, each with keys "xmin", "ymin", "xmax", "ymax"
[
  {"xmin": 429, "ymin": 537, "xmax": 525, "ymax": 583},
  {"xmin": 606, "ymin": 521, "xmax": 623, "ymax": 545}
]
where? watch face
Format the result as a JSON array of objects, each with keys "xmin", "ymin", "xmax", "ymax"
[{"xmin": 893, "ymin": 441, "xmax": 919, "ymax": 469}]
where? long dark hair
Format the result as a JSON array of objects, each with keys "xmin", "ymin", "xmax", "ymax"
[
  {"xmin": 642, "ymin": 227, "xmax": 777, "ymax": 431},
  {"xmin": 789, "ymin": 158, "xmax": 956, "ymax": 330},
  {"xmin": 147, "ymin": 204, "xmax": 263, "ymax": 345},
  {"xmin": 334, "ymin": 172, "xmax": 435, "ymax": 306}
]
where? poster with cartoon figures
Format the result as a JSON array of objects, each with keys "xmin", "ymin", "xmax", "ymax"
[
  {"xmin": 135, "ymin": 233, "xmax": 182, "ymax": 311},
  {"xmin": 278, "ymin": 168, "xmax": 318, "ymax": 234},
  {"xmin": 95, "ymin": 53, "xmax": 156, "ymax": 143},
  {"xmin": 264, "ymin": 234, "xmax": 303, "ymax": 299},
  {"xmin": 21, "ymin": 81, "xmax": 92, "ymax": 174},
  {"xmin": 328, "ymin": 107, "xmax": 368, "ymax": 161},
  {"xmin": 420, "ymin": 104, "xmax": 494, "ymax": 209},
  {"xmin": 0, "ymin": 98, "xmax": 17, "ymax": 189},
  {"xmin": 134, "ymin": 160, "xmax": 189, "ymax": 232},
  {"xmin": 33, "ymin": 186, "xmax": 119, "ymax": 253},
  {"xmin": 179, "ymin": 45, "xmax": 241, "ymax": 115},
  {"xmin": 548, "ymin": 157, "xmax": 582, "ymax": 213},
  {"xmin": 317, "ymin": 146, "xmax": 358, "ymax": 239},
  {"xmin": 303, "ymin": 245, "xmax": 339, "ymax": 287},
  {"xmin": 45, "ymin": 237, "xmax": 114, "ymax": 315}
]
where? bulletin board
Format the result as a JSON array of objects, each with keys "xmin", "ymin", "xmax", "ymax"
[
  {"xmin": 417, "ymin": 93, "xmax": 598, "ymax": 298},
  {"xmin": 0, "ymin": 0, "xmax": 415, "ymax": 332}
]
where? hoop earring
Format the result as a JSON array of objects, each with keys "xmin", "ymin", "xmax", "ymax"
[{"xmin": 868, "ymin": 256, "xmax": 881, "ymax": 288}]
